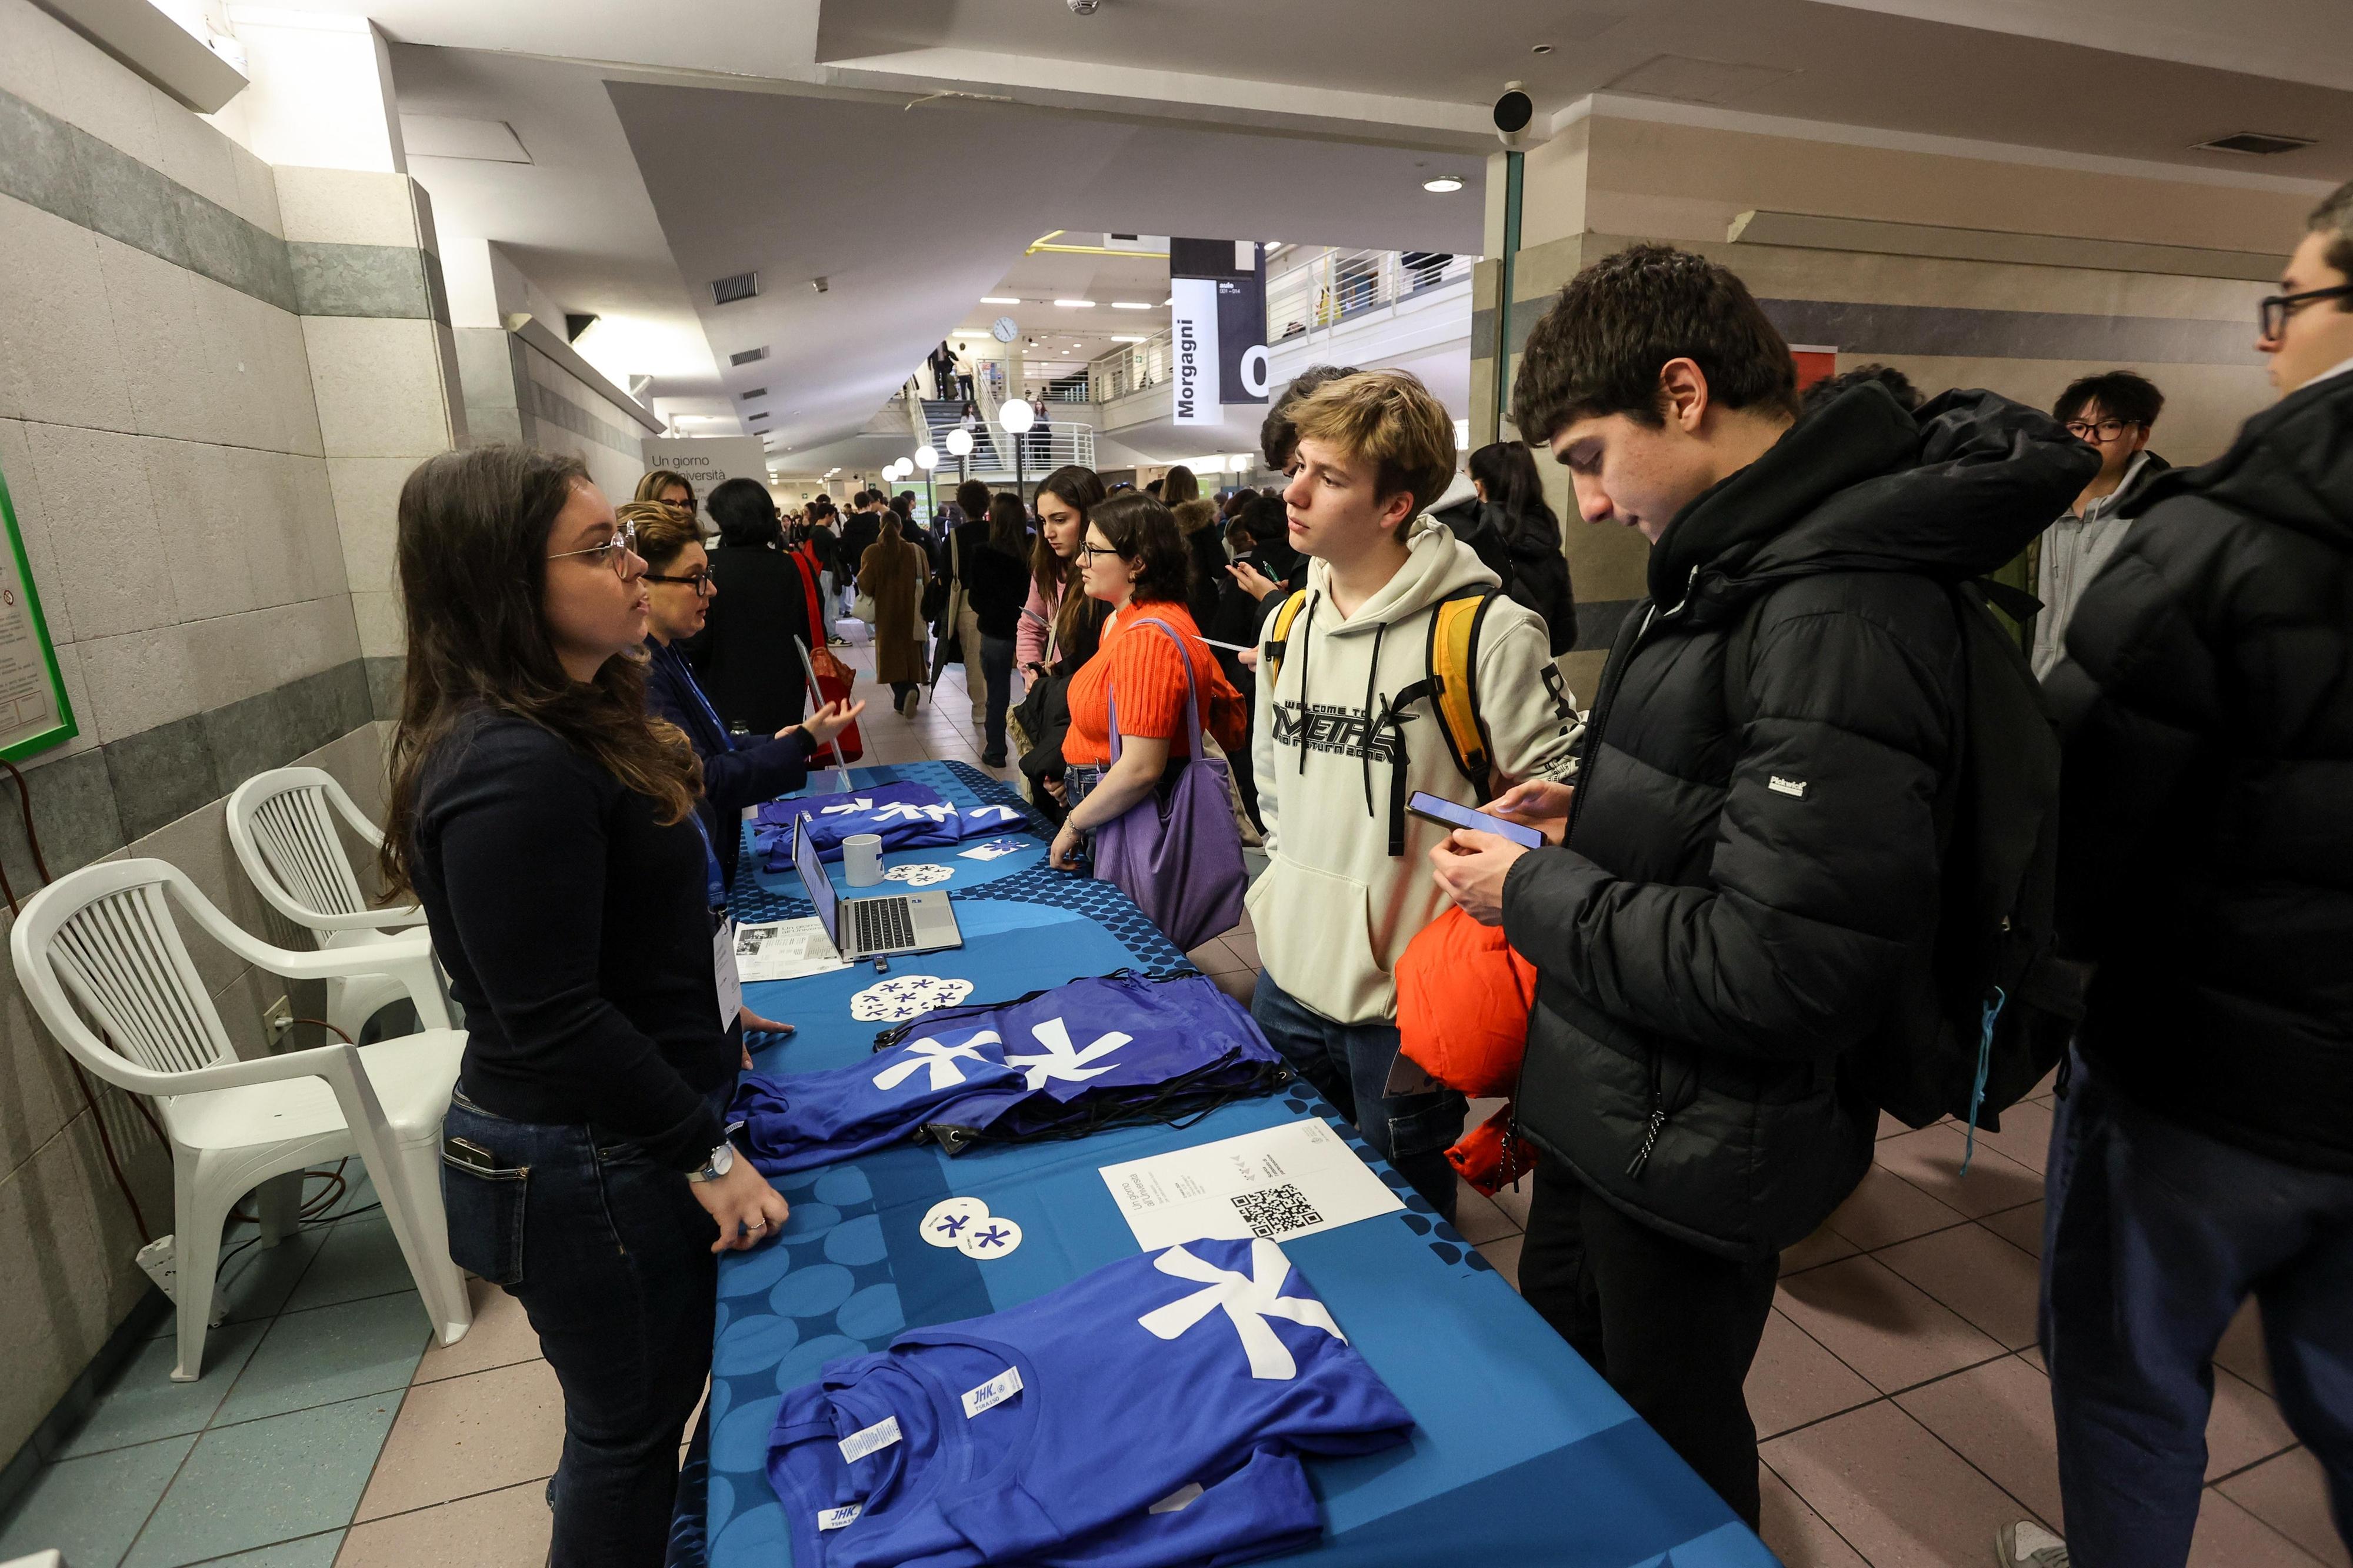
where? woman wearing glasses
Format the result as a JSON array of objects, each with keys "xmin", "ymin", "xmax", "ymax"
[
  {"xmin": 627, "ymin": 500, "xmax": 864, "ymax": 1055},
  {"xmin": 384, "ymin": 448, "xmax": 794, "ymax": 1566}
]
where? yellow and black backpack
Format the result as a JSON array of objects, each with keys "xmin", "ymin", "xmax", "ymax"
[{"xmin": 1262, "ymin": 585, "xmax": 1499, "ymax": 855}]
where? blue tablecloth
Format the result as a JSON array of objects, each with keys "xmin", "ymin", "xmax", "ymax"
[{"xmin": 674, "ymin": 763, "xmax": 1774, "ymax": 1568}]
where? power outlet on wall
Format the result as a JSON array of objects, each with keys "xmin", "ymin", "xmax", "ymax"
[{"xmin": 262, "ymin": 995, "xmax": 294, "ymax": 1047}]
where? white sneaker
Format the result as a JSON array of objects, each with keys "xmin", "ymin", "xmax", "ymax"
[{"xmin": 1995, "ymin": 1520, "xmax": 2070, "ymax": 1567}]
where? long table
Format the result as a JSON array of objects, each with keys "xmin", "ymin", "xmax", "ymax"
[{"xmin": 671, "ymin": 762, "xmax": 1775, "ymax": 1568}]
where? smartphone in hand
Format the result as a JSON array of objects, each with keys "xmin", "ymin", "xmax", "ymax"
[{"xmin": 1405, "ymin": 790, "xmax": 1546, "ymax": 850}]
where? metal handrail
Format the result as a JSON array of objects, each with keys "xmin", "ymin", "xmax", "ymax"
[{"xmin": 1076, "ymin": 246, "xmax": 1475, "ymax": 401}]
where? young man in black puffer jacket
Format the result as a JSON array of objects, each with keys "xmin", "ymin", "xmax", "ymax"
[
  {"xmin": 1427, "ymin": 246, "xmax": 2091, "ymax": 1529},
  {"xmin": 2008, "ymin": 182, "xmax": 2353, "ymax": 1568}
]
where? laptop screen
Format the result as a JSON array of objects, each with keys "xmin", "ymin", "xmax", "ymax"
[{"xmin": 790, "ymin": 813, "xmax": 842, "ymax": 947}]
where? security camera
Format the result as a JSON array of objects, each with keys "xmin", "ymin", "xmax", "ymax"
[
  {"xmin": 1495, "ymin": 82, "xmax": 1534, "ymax": 149},
  {"xmin": 1067, "ymin": 0, "xmax": 1100, "ymax": 12}
]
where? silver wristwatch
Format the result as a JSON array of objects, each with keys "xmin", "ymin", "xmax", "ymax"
[{"xmin": 686, "ymin": 1139, "xmax": 736, "ymax": 1183}]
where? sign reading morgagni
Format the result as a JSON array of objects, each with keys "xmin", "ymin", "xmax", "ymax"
[{"xmin": 1169, "ymin": 239, "xmax": 1269, "ymax": 429}]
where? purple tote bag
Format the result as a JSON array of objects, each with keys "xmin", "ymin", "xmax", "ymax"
[{"xmin": 1092, "ymin": 618, "xmax": 1247, "ymax": 952}]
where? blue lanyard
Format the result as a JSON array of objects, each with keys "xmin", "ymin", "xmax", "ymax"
[
  {"xmin": 687, "ymin": 811, "xmax": 728, "ymax": 912},
  {"xmin": 662, "ymin": 642, "xmax": 735, "ymax": 754}
]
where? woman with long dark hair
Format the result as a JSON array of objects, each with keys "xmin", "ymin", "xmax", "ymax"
[
  {"xmin": 1464, "ymin": 439, "xmax": 1578, "ymax": 656},
  {"xmin": 1048, "ymin": 492, "xmax": 1247, "ymax": 871},
  {"xmin": 384, "ymin": 446, "xmax": 789, "ymax": 1568},
  {"xmin": 966, "ymin": 491, "xmax": 1034, "ymax": 766},
  {"xmin": 1016, "ymin": 466, "xmax": 1111, "ymax": 813}
]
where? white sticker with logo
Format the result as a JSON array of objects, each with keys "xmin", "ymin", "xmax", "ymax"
[
  {"xmin": 817, "ymin": 1503, "xmax": 864, "ymax": 1532},
  {"xmin": 1768, "ymin": 775, "xmax": 1808, "ymax": 798},
  {"xmin": 961, "ymin": 1366, "xmax": 1024, "ymax": 1419}
]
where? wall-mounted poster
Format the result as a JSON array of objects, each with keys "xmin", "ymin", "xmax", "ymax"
[{"xmin": 0, "ymin": 458, "xmax": 76, "ymax": 761}]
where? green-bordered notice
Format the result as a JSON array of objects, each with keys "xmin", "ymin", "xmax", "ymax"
[{"xmin": 0, "ymin": 456, "xmax": 76, "ymax": 760}]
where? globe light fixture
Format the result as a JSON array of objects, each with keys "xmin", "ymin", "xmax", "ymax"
[
  {"xmin": 997, "ymin": 398, "xmax": 1036, "ymax": 435},
  {"xmin": 914, "ymin": 445, "xmax": 938, "ymax": 471},
  {"xmin": 945, "ymin": 428, "xmax": 974, "ymax": 457}
]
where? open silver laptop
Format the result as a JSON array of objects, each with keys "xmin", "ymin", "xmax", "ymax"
[{"xmin": 789, "ymin": 811, "xmax": 962, "ymax": 959}]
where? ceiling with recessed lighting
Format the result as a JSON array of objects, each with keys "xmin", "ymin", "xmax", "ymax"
[{"xmin": 264, "ymin": 0, "xmax": 2353, "ymax": 471}]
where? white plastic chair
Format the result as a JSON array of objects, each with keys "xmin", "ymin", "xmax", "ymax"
[
  {"xmin": 226, "ymin": 768, "xmax": 445, "ymax": 1042},
  {"xmin": 12, "ymin": 859, "xmax": 474, "ymax": 1380}
]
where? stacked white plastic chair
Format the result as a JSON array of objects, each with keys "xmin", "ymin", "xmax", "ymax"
[
  {"xmin": 11, "ymin": 859, "xmax": 472, "ymax": 1380},
  {"xmin": 225, "ymin": 768, "xmax": 445, "ymax": 1042}
]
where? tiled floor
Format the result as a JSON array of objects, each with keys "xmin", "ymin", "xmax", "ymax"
[{"xmin": 3, "ymin": 646, "xmax": 2344, "ymax": 1567}]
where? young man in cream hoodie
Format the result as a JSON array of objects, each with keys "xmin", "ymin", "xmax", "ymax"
[{"xmin": 1248, "ymin": 370, "xmax": 1581, "ymax": 1221}]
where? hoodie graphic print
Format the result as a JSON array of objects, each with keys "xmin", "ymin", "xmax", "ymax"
[{"xmin": 1249, "ymin": 521, "xmax": 1580, "ymax": 1025}]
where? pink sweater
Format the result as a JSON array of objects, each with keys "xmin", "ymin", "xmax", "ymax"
[{"xmin": 1016, "ymin": 576, "xmax": 1061, "ymax": 670}]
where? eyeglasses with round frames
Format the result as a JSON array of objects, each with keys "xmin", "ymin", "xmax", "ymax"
[
  {"xmin": 546, "ymin": 519, "xmax": 642, "ymax": 578},
  {"xmin": 643, "ymin": 568, "xmax": 715, "ymax": 596}
]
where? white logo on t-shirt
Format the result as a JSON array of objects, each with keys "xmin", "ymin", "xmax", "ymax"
[{"xmin": 1136, "ymin": 1239, "xmax": 1345, "ymax": 1381}]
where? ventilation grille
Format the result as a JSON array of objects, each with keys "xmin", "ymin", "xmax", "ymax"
[
  {"xmin": 2197, "ymin": 132, "xmax": 2315, "ymax": 156},
  {"xmin": 729, "ymin": 346, "xmax": 769, "ymax": 366},
  {"xmin": 747, "ymin": 412, "xmax": 767, "ymax": 422},
  {"xmin": 741, "ymin": 387, "xmax": 768, "ymax": 400},
  {"xmin": 711, "ymin": 271, "xmax": 760, "ymax": 305}
]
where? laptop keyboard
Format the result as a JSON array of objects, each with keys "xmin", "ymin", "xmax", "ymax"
[{"xmin": 851, "ymin": 895, "xmax": 917, "ymax": 953}]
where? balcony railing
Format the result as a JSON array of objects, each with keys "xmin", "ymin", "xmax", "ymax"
[
  {"xmin": 1266, "ymin": 246, "xmax": 1473, "ymax": 345},
  {"xmin": 1078, "ymin": 248, "xmax": 1475, "ymax": 404}
]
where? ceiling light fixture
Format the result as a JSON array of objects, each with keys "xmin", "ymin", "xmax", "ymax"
[
  {"xmin": 981, "ymin": 296, "xmax": 1019, "ymax": 304},
  {"xmin": 2195, "ymin": 131, "xmax": 2316, "ymax": 155},
  {"xmin": 1109, "ymin": 301, "xmax": 1152, "ymax": 310},
  {"xmin": 1111, "ymin": 335, "xmax": 1145, "ymax": 343},
  {"xmin": 1424, "ymin": 174, "xmax": 1466, "ymax": 193},
  {"xmin": 1532, "ymin": 42, "xmax": 1554, "ymax": 54},
  {"xmin": 1054, "ymin": 299, "xmax": 1095, "ymax": 308}
]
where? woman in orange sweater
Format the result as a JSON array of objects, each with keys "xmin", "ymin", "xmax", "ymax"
[{"xmin": 1048, "ymin": 492, "xmax": 1247, "ymax": 872}]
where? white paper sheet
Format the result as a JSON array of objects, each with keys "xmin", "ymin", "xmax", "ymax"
[
  {"xmin": 1097, "ymin": 1118, "xmax": 1405, "ymax": 1249},
  {"xmin": 733, "ymin": 918, "xmax": 849, "ymax": 982}
]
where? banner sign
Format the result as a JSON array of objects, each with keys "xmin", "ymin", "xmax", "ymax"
[
  {"xmin": 638, "ymin": 436, "xmax": 770, "ymax": 496},
  {"xmin": 1169, "ymin": 239, "xmax": 1268, "ymax": 428}
]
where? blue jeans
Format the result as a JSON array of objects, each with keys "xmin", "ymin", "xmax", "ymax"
[
  {"xmin": 979, "ymin": 633, "xmax": 1016, "ymax": 760},
  {"xmin": 1251, "ymin": 970, "xmax": 1463, "ymax": 1223},
  {"xmin": 2044, "ymin": 1047, "xmax": 2353, "ymax": 1567},
  {"xmin": 441, "ymin": 1085, "xmax": 732, "ymax": 1568}
]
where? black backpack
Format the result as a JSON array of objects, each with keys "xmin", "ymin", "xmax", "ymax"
[{"xmin": 1727, "ymin": 578, "xmax": 2088, "ymax": 1156}]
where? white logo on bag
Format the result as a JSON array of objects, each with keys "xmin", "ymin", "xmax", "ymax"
[
  {"xmin": 1004, "ymin": 1016, "xmax": 1131, "ymax": 1090},
  {"xmin": 1135, "ymin": 1239, "xmax": 1345, "ymax": 1381},
  {"xmin": 871, "ymin": 1031, "xmax": 999, "ymax": 1092},
  {"xmin": 1768, "ymin": 776, "xmax": 1807, "ymax": 798}
]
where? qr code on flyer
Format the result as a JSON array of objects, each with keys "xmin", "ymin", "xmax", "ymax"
[{"xmin": 1231, "ymin": 1183, "xmax": 1324, "ymax": 1239}]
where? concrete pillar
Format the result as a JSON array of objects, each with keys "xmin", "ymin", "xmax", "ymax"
[
  {"xmin": 218, "ymin": 6, "xmax": 405, "ymax": 174},
  {"xmin": 224, "ymin": 5, "xmax": 461, "ymax": 713}
]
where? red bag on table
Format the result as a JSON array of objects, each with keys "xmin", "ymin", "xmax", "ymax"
[{"xmin": 1395, "ymin": 905, "xmax": 1542, "ymax": 1195}]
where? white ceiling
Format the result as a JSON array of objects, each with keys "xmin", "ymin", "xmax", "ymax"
[
  {"xmin": 251, "ymin": 0, "xmax": 2353, "ymax": 465},
  {"xmin": 605, "ymin": 81, "xmax": 1481, "ymax": 453}
]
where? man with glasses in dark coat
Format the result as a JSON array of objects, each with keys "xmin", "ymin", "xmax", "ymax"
[{"xmin": 1998, "ymin": 180, "xmax": 2353, "ymax": 1568}]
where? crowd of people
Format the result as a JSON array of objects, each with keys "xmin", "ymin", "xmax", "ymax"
[{"xmin": 376, "ymin": 178, "xmax": 2353, "ymax": 1568}]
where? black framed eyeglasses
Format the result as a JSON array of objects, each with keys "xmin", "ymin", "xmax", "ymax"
[
  {"xmin": 2259, "ymin": 282, "xmax": 2353, "ymax": 340},
  {"xmin": 644, "ymin": 568, "xmax": 716, "ymax": 595},
  {"xmin": 1078, "ymin": 543, "xmax": 1125, "ymax": 560},
  {"xmin": 2064, "ymin": 418, "xmax": 2141, "ymax": 442},
  {"xmin": 546, "ymin": 519, "xmax": 641, "ymax": 578}
]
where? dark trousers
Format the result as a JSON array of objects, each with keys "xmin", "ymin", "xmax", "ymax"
[
  {"xmin": 1519, "ymin": 1161, "xmax": 1778, "ymax": 1529},
  {"xmin": 2044, "ymin": 1047, "xmax": 2353, "ymax": 1567},
  {"xmin": 1250, "ymin": 970, "xmax": 1462, "ymax": 1223},
  {"xmin": 979, "ymin": 633, "xmax": 1017, "ymax": 760},
  {"xmin": 442, "ymin": 1089, "xmax": 727, "ymax": 1568}
]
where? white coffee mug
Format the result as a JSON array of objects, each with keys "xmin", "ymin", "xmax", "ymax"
[{"xmin": 843, "ymin": 833, "xmax": 885, "ymax": 887}]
